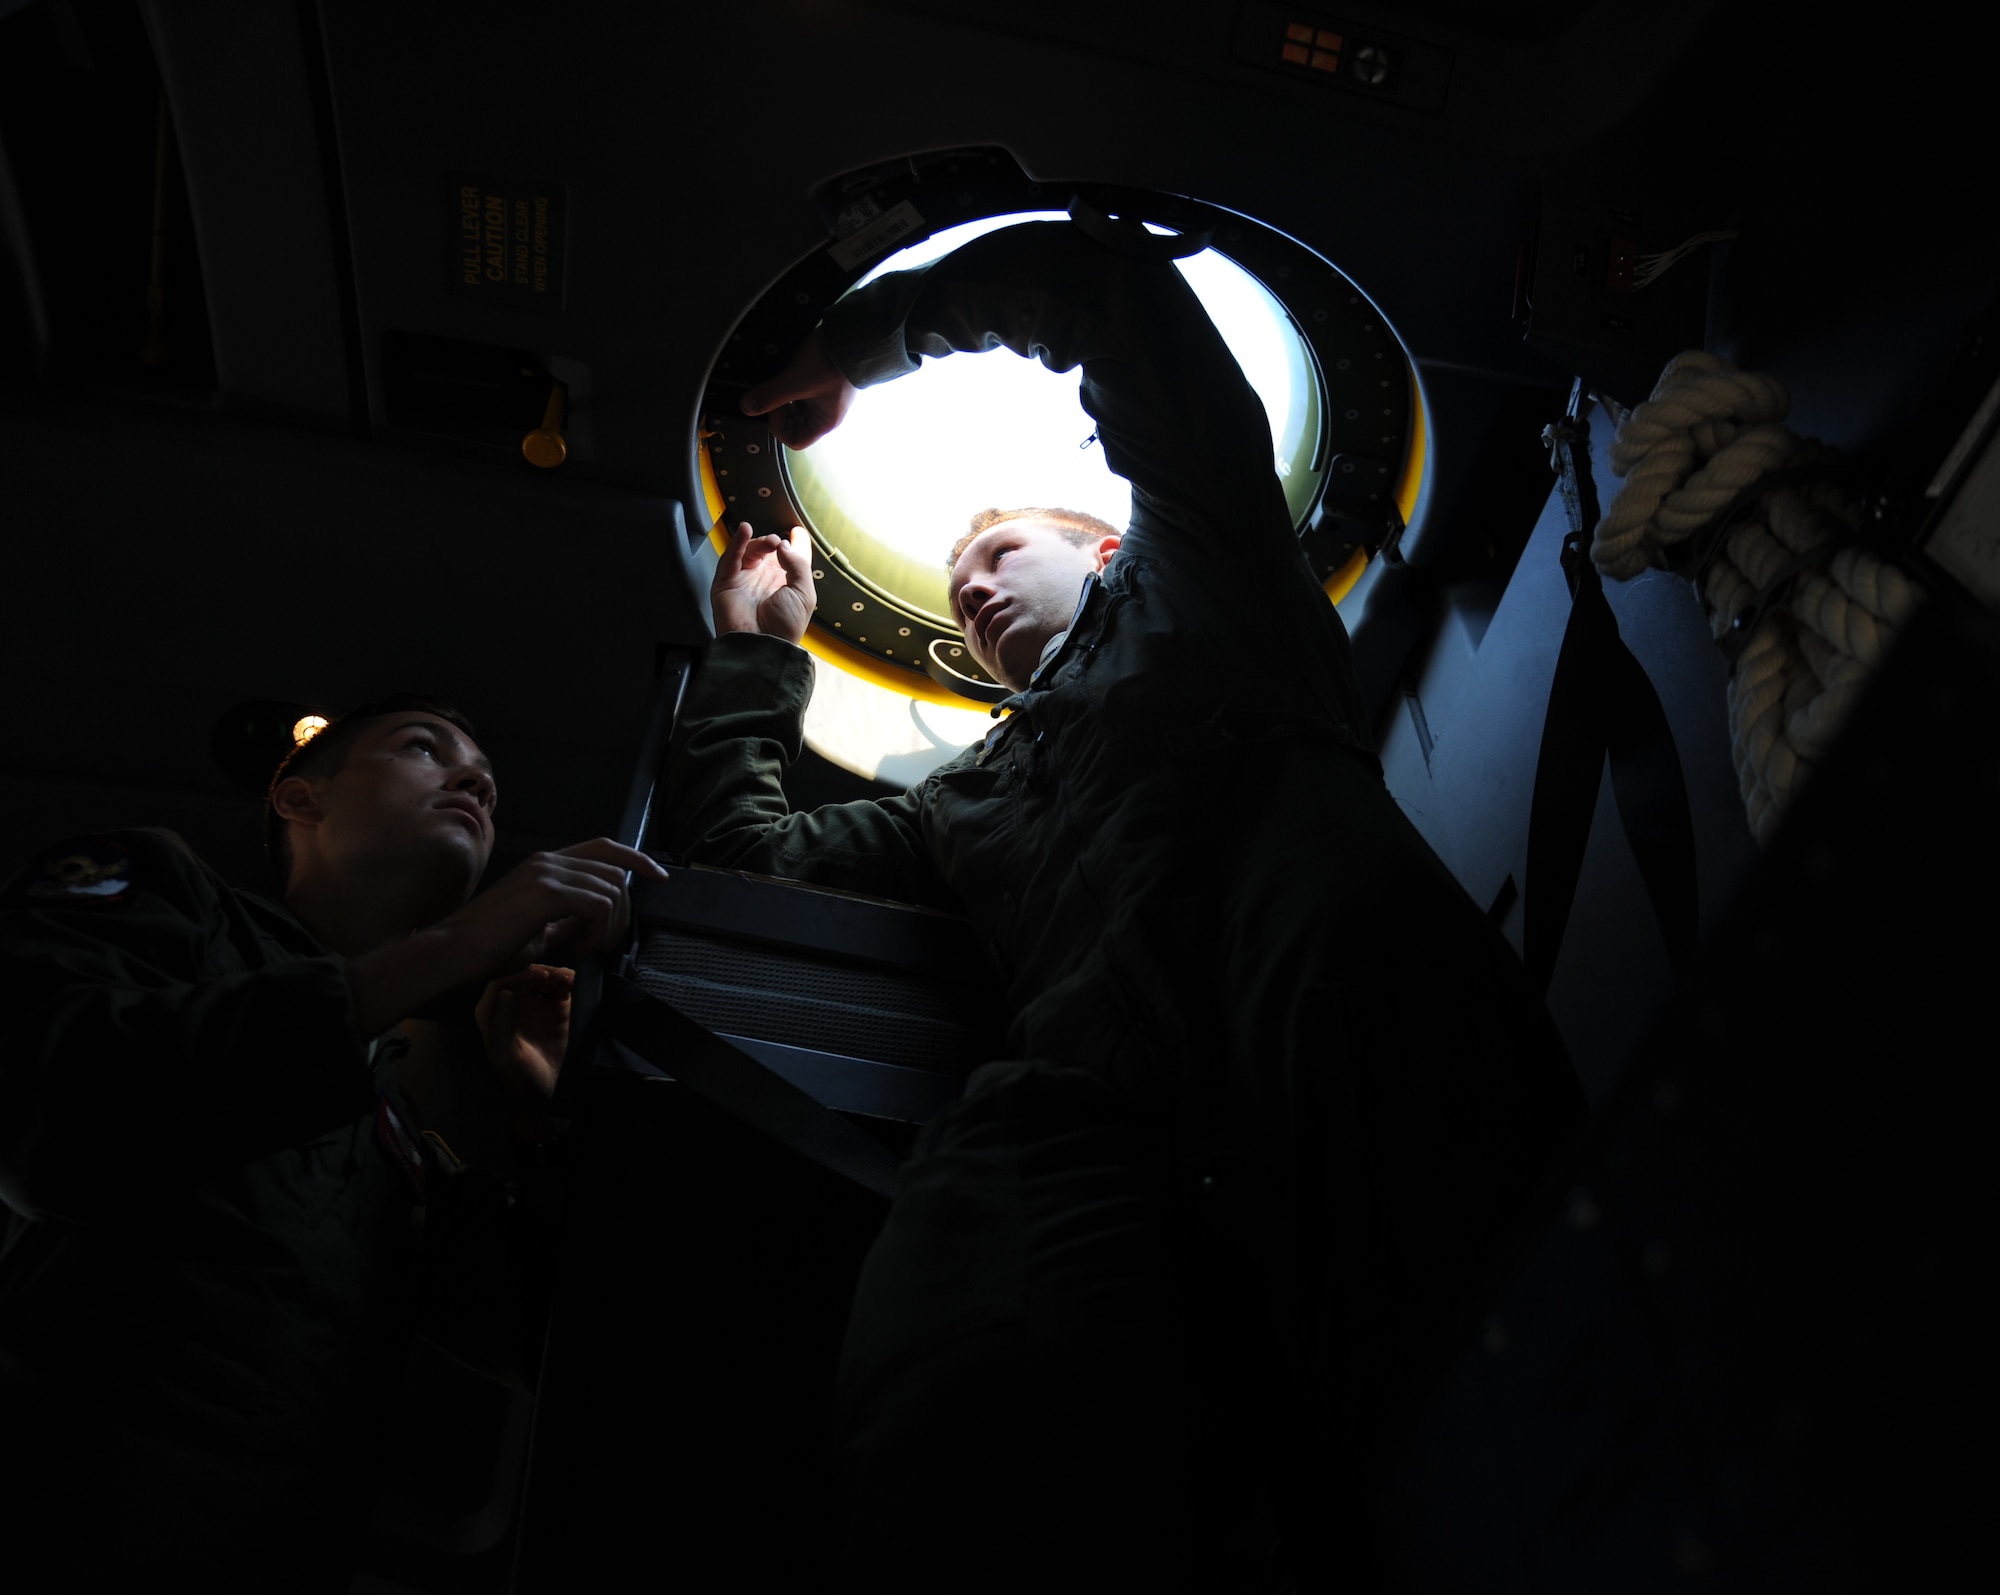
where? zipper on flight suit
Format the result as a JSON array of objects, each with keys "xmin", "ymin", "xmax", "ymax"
[{"xmin": 976, "ymin": 573, "xmax": 1109, "ymax": 779}]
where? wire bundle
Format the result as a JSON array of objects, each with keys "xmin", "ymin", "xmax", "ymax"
[{"xmin": 1633, "ymin": 229, "xmax": 1737, "ymax": 290}]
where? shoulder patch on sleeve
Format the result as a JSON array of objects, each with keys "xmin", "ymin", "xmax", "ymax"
[{"xmin": 6, "ymin": 838, "xmax": 137, "ymax": 904}]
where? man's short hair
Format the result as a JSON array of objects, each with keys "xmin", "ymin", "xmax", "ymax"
[
  {"xmin": 263, "ymin": 694, "xmax": 479, "ymax": 887},
  {"xmin": 947, "ymin": 507, "xmax": 1123, "ymax": 571}
]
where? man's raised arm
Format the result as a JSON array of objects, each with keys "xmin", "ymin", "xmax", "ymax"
[{"xmin": 761, "ymin": 218, "xmax": 1290, "ymax": 560}]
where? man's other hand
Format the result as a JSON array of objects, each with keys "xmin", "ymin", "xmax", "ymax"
[
  {"xmin": 474, "ymin": 962, "xmax": 573, "ymax": 1143},
  {"xmin": 437, "ymin": 838, "xmax": 665, "ymax": 973},
  {"xmin": 741, "ymin": 329, "xmax": 856, "ymax": 449},
  {"xmin": 348, "ymin": 840, "xmax": 668, "ymax": 1038},
  {"xmin": 712, "ymin": 521, "xmax": 817, "ymax": 645}
]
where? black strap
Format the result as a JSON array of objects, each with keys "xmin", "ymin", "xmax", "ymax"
[
  {"xmin": 1525, "ymin": 404, "xmax": 1699, "ymax": 995},
  {"xmin": 593, "ymin": 974, "xmax": 902, "ymax": 1199}
]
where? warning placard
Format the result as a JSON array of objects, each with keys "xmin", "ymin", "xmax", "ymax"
[{"xmin": 445, "ymin": 172, "xmax": 566, "ymax": 312}]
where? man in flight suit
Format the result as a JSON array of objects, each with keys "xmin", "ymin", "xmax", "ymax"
[
  {"xmin": 0, "ymin": 695, "xmax": 664, "ymax": 1589},
  {"xmin": 665, "ymin": 218, "xmax": 1583, "ymax": 1590}
]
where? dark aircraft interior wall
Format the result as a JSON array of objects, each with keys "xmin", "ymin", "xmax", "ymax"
[{"xmin": 2, "ymin": 1, "xmax": 1994, "ymax": 1590}]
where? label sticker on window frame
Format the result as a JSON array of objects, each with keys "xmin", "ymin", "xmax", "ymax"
[{"xmin": 828, "ymin": 200, "xmax": 926, "ymax": 272}]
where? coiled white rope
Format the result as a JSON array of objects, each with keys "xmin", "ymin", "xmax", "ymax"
[{"xmin": 1593, "ymin": 351, "xmax": 1923, "ymax": 845}]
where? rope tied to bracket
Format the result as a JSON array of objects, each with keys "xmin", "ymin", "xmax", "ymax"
[{"xmin": 1591, "ymin": 350, "xmax": 1923, "ymax": 845}]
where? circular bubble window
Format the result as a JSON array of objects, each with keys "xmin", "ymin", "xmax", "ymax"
[
  {"xmin": 782, "ymin": 212, "xmax": 1331, "ymax": 636},
  {"xmin": 700, "ymin": 160, "xmax": 1423, "ymax": 781}
]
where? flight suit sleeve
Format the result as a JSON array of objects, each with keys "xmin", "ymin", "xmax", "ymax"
[
  {"xmin": 817, "ymin": 218, "xmax": 1293, "ymax": 564},
  {"xmin": 660, "ymin": 630, "xmax": 963, "ymax": 911},
  {"xmin": 0, "ymin": 829, "xmax": 376, "ymax": 1222}
]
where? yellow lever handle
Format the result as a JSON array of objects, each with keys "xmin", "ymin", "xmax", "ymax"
[{"xmin": 522, "ymin": 380, "xmax": 568, "ymax": 469}]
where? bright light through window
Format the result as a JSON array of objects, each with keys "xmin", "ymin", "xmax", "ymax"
[
  {"xmin": 780, "ymin": 209, "xmax": 1328, "ymax": 784},
  {"xmin": 786, "ymin": 331, "xmax": 1128, "ymax": 625},
  {"xmin": 802, "ymin": 654, "xmax": 996, "ymax": 787},
  {"xmin": 784, "ymin": 212, "xmax": 1322, "ymax": 625}
]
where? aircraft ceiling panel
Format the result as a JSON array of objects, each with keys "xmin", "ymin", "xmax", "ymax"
[
  {"xmin": 304, "ymin": 0, "xmax": 1621, "ymax": 516},
  {"xmin": 11, "ymin": 0, "xmax": 1987, "ymax": 899},
  {"xmin": 142, "ymin": 0, "xmax": 351, "ymax": 431},
  {"xmin": 858, "ymin": 0, "xmax": 1736, "ymax": 162}
]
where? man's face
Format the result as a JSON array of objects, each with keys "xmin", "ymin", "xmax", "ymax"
[
  {"xmin": 948, "ymin": 520, "xmax": 1120, "ymax": 690},
  {"xmin": 306, "ymin": 716, "xmax": 497, "ymax": 896}
]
